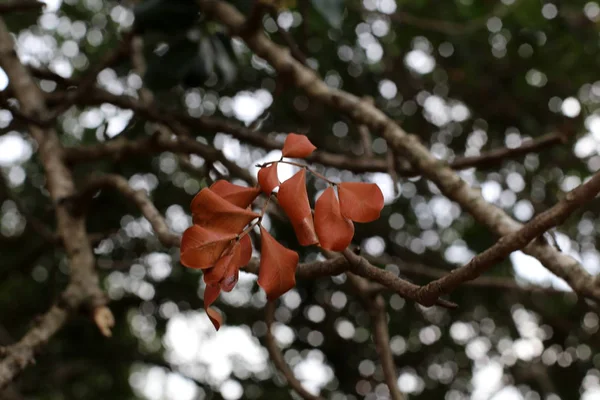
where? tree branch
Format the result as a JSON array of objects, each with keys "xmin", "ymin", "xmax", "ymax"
[
  {"xmin": 196, "ymin": 0, "xmax": 600, "ymax": 302},
  {"xmin": 347, "ymin": 274, "xmax": 405, "ymax": 400},
  {"xmin": 366, "ymin": 254, "xmax": 572, "ymax": 296},
  {"xmin": 264, "ymin": 301, "xmax": 325, "ymax": 400},
  {"xmin": 56, "ymin": 85, "xmax": 565, "ymax": 175},
  {"xmin": 416, "ymin": 171, "xmax": 600, "ymax": 305},
  {"xmin": 0, "ymin": 17, "xmax": 110, "ymax": 388},
  {"xmin": 73, "ymin": 174, "xmax": 180, "ymax": 248},
  {"xmin": 340, "ymin": 249, "xmax": 456, "ymax": 308}
]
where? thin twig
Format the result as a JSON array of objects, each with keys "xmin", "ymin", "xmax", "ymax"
[
  {"xmin": 52, "ymin": 84, "xmax": 568, "ymax": 175},
  {"xmin": 264, "ymin": 302, "xmax": 325, "ymax": 400},
  {"xmin": 268, "ymin": 8, "xmax": 308, "ymax": 66},
  {"xmin": 73, "ymin": 174, "xmax": 180, "ymax": 248},
  {"xmin": 346, "ymin": 274, "xmax": 405, "ymax": 400},
  {"xmin": 44, "ymin": 32, "xmax": 133, "ymax": 121}
]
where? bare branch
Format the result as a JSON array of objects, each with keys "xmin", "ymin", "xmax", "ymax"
[
  {"xmin": 366, "ymin": 254, "xmax": 571, "ymax": 296},
  {"xmin": 347, "ymin": 274, "xmax": 405, "ymax": 400},
  {"xmin": 264, "ymin": 302, "xmax": 325, "ymax": 400},
  {"xmin": 196, "ymin": 0, "xmax": 600, "ymax": 301},
  {"xmin": 340, "ymin": 249, "xmax": 456, "ymax": 309},
  {"xmin": 358, "ymin": 97, "xmax": 374, "ymax": 157},
  {"xmin": 74, "ymin": 174, "xmax": 180, "ymax": 248},
  {"xmin": 416, "ymin": 171, "xmax": 600, "ymax": 305},
  {"xmin": 0, "ymin": 304, "xmax": 70, "ymax": 388},
  {"xmin": 45, "ymin": 32, "xmax": 133, "ymax": 121},
  {"xmin": 446, "ymin": 131, "xmax": 570, "ymax": 172},
  {"xmin": 0, "ymin": 17, "xmax": 109, "ymax": 388},
  {"xmin": 366, "ymin": 0, "xmax": 519, "ymax": 36},
  {"xmin": 46, "ymin": 86, "xmax": 567, "ymax": 176}
]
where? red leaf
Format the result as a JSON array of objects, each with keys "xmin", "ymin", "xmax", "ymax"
[
  {"xmin": 258, "ymin": 226, "xmax": 298, "ymax": 301},
  {"xmin": 203, "ymin": 235, "xmax": 252, "ymax": 291},
  {"xmin": 220, "ymin": 234, "xmax": 252, "ymax": 292},
  {"xmin": 314, "ymin": 187, "xmax": 354, "ymax": 251},
  {"xmin": 180, "ymin": 225, "xmax": 236, "ymax": 269},
  {"xmin": 191, "ymin": 188, "xmax": 259, "ymax": 233},
  {"xmin": 210, "ymin": 180, "xmax": 260, "ymax": 209},
  {"xmin": 277, "ymin": 169, "xmax": 318, "ymax": 246},
  {"xmin": 203, "ymin": 248, "xmax": 234, "ymax": 285},
  {"xmin": 258, "ymin": 163, "xmax": 279, "ymax": 195},
  {"xmin": 204, "ymin": 284, "xmax": 221, "ymax": 308},
  {"xmin": 338, "ymin": 182, "xmax": 384, "ymax": 223},
  {"xmin": 282, "ymin": 133, "xmax": 316, "ymax": 158},
  {"xmin": 206, "ymin": 307, "xmax": 222, "ymax": 331},
  {"xmin": 204, "ymin": 284, "xmax": 222, "ymax": 331}
]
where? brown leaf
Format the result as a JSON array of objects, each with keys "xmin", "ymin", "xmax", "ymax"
[
  {"xmin": 191, "ymin": 188, "xmax": 259, "ymax": 233},
  {"xmin": 206, "ymin": 307, "xmax": 222, "ymax": 331},
  {"xmin": 257, "ymin": 162, "xmax": 279, "ymax": 195},
  {"xmin": 180, "ymin": 225, "xmax": 236, "ymax": 269},
  {"xmin": 210, "ymin": 180, "xmax": 261, "ymax": 208},
  {"xmin": 204, "ymin": 284, "xmax": 221, "ymax": 308},
  {"xmin": 282, "ymin": 133, "xmax": 317, "ymax": 158},
  {"xmin": 278, "ymin": 169, "xmax": 319, "ymax": 246},
  {"xmin": 258, "ymin": 226, "xmax": 298, "ymax": 301},
  {"xmin": 314, "ymin": 187, "xmax": 354, "ymax": 251},
  {"xmin": 204, "ymin": 235, "xmax": 252, "ymax": 291},
  {"xmin": 204, "ymin": 284, "xmax": 222, "ymax": 331},
  {"xmin": 338, "ymin": 182, "xmax": 384, "ymax": 223}
]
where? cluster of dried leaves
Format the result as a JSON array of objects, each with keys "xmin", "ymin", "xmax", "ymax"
[{"xmin": 180, "ymin": 134, "xmax": 384, "ymax": 329}]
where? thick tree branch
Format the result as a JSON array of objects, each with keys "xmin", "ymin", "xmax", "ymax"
[
  {"xmin": 196, "ymin": 0, "xmax": 600, "ymax": 301},
  {"xmin": 0, "ymin": 18, "xmax": 110, "ymax": 388},
  {"xmin": 416, "ymin": 171, "xmax": 600, "ymax": 305}
]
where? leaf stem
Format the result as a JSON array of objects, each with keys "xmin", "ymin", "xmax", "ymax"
[
  {"xmin": 258, "ymin": 160, "xmax": 336, "ymax": 185},
  {"xmin": 238, "ymin": 194, "xmax": 272, "ymax": 241}
]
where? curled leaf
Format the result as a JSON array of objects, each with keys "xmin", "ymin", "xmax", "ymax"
[
  {"xmin": 258, "ymin": 163, "xmax": 279, "ymax": 195},
  {"xmin": 314, "ymin": 187, "xmax": 354, "ymax": 251},
  {"xmin": 204, "ymin": 283, "xmax": 221, "ymax": 309},
  {"xmin": 338, "ymin": 182, "xmax": 384, "ymax": 223},
  {"xmin": 282, "ymin": 133, "xmax": 316, "ymax": 158},
  {"xmin": 204, "ymin": 284, "xmax": 222, "ymax": 331},
  {"xmin": 203, "ymin": 235, "xmax": 252, "ymax": 291},
  {"xmin": 180, "ymin": 225, "xmax": 236, "ymax": 269},
  {"xmin": 191, "ymin": 188, "xmax": 259, "ymax": 232},
  {"xmin": 258, "ymin": 226, "xmax": 299, "ymax": 301},
  {"xmin": 210, "ymin": 180, "xmax": 260, "ymax": 208},
  {"xmin": 206, "ymin": 307, "xmax": 222, "ymax": 331},
  {"xmin": 277, "ymin": 169, "xmax": 319, "ymax": 246}
]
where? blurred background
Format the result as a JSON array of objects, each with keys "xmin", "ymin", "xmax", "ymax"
[{"xmin": 1, "ymin": 0, "xmax": 600, "ymax": 399}]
